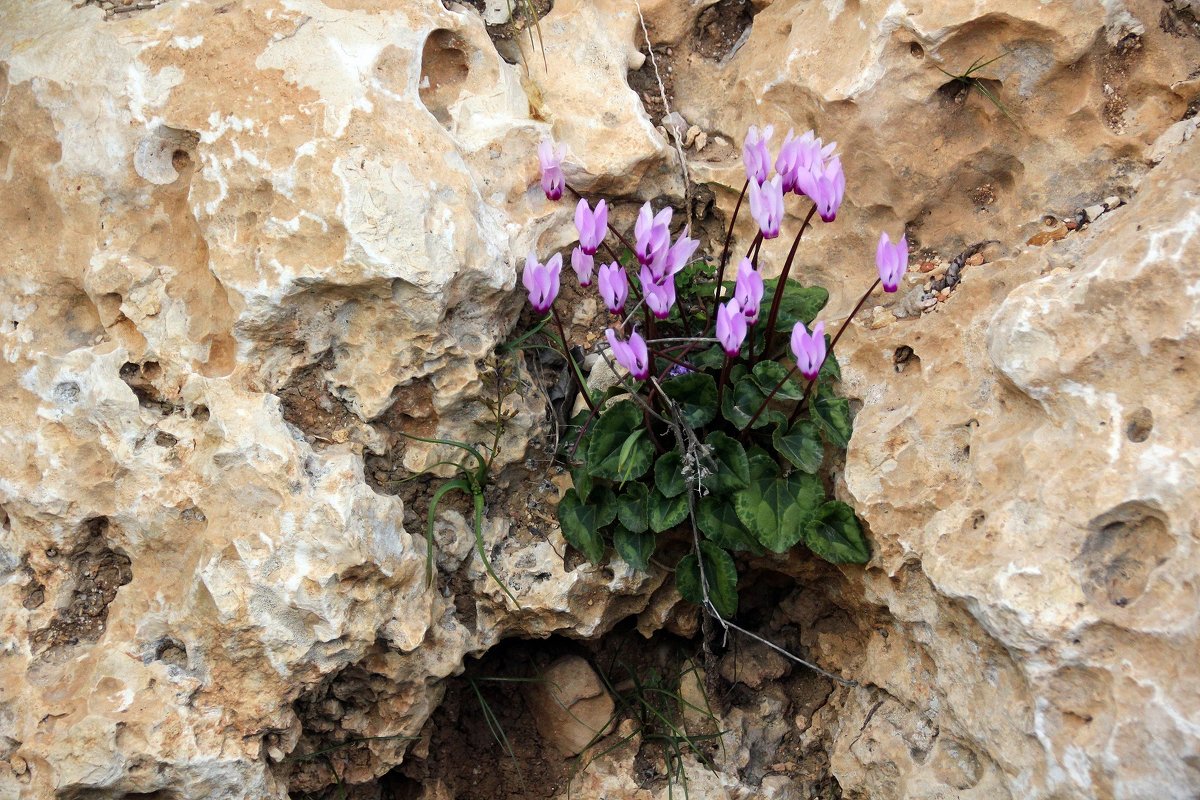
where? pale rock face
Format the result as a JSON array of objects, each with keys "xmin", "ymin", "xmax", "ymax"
[{"xmin": 1, "ymin": 0, "xmax": 1199, "ymax": 797}]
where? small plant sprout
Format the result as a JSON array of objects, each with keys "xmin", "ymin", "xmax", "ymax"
[
  {"xmin": 519, "ymin": 121, "xmax": 899, "ymax": 682},
  {"xmin": 876, "ymin": 232, "xmax": 909, "ymax": 292},
  {"xmin": 538, "ymin": 139, "xmax": 566, "ymax": 201}
]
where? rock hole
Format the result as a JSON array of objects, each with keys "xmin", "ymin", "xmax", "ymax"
[
  {"xmin": 134, "ymin": 125, "xmax": 200, "ymax": 186},
  {"xmin": 153, "ymin": 637, "xmax": 189, "ymax": 669},
  {"xmin": 419, "ymin": 29, "xmax": 472, "ymax": 127},
  {"xmin": 909, "ymin": 42, "xmax": 925, "ymax": 58},
  {"xmin": 893, "ymin": 345, "xmax": 919, "ymax": 373},
  {"xmin": 694, "ymin": 0, "xmax": 755, "ymax": 62},
  {"xmin": 1078, "ymin": 502, "xmax": 1173, "ymax": 609},
  {"xmin": 53, "ymin": 381, "xmax": 80, "ymax": 405},
  {"xmin": 1124, "ymin": 406, "xmax": 1153, "ymax": 443}
]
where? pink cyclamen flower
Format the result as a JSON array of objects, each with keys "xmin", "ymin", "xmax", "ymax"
[
  {"xmin": 791, "ymin": 321, "xmax": 827, "ymax": 381},
  {"xmin": 648, "ymin": 229, "xmax": 701, "ymax": 284},
  {"xmin": 538, "ymin": 140, "xmax": 566, "ymax": 201},
  {"xmin": 634, "ymin": 203, "xmax": 673, "ymax": 267},
  {"xmin": 876, "ymin": 232, "xmax": 908, "ymax": 293},
  {"xmin": 797, "ymin": 155, "xmax": 845, "ymax": 223},
  {"xmin": 597, "ymin": 262, "xmax": 628, "ymax": 314},
  {"xmin": 734, "ymin": 257, "xmax": 764, "ymax": 324},
  {"xmin": 523, "ymin": 252, "xmax": 562, "ymax": 314},
  {"xmin": 749, "ymin": 175, "xmax": 785, "ymax": 239},
  {"xmin": 640, "ymin": 265, "xmax": 677, "ymax": 319},
  {"xmin": 716, "ymin": 299, "xmax": 748, "ymax": 357},
  {"xmin": 606, "ymin": 327, "xmax": 651, "ymax": 381},
  {"xmin": 776, "ymin": 129, "xmax": 837, "ymax": 195},
  {"xmin": 572, "ymin": 246, "xmax": 594, "ymax": 287},
  {"xmin": 743, "ymin": 124, "xmax": 775, "ymax": 185},
  {"xmin": 574, "ymin": 198, "xmax": 608, "ymax": 256}
]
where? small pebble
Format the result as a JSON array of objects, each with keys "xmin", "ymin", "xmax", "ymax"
[
  {"xmin": 684, "ymin": 125, "xmax": 700, "ymax": 148},
  {"xmin": 1083, "ymin": 204, "xmax": 1106, "ymax": 222},
  {"xmin": 714, "ymin": 136, "xmax": 729, "ymax": 147},
  {"xmin": 11, "ymin": 756, "xmax": 26, "ymax": 775},
  {"xmin": 1027, "ymin": 225, "xmax": 1068, "ymax": 246},
  {"xmin": 937, "ymin": 288, "xmax": 951, "ymax": 300},
  {"xmin": 965, "ymin": 252, "xmax": 985, "ymax": 267},
  {"xmin": 1103, "ymin": 195, "xmax": 1122, "ymax": 209},
  {"xmin": 868, "ymin": 306, "xmax": 893, "ymax": 330},
  {"xmin": 694, "ymin": 131, "xmax": 707, "ymax": 151},
  {"xmin": 918, "ymin": 261, "xmax": 938, "ymax": 273},
  {"xmin": 1065, "ymin": 219, "xmax": 1078, "ymax": 231}
]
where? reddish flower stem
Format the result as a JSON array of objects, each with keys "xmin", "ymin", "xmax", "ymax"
[
  {"xmin": 740, "ymin": 364, "xmax": 798, "ymax": 436},
  {"xmin": 758, "ymin": 204, "xmax": 818, "ymax": 363}
]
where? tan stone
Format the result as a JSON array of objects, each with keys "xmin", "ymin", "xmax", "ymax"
[{"xmin": 524, "ymin": 655, "xmax": 616, "ymax": 757}]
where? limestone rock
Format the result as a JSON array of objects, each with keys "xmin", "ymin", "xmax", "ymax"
[{"xmin": 524, "ymin": 655, "xmax": 616, "ymax": 757}]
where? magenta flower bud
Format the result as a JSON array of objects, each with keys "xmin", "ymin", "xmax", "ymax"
[
  {"xmin": 749, "ymin": 174, "xmax": 785, "ymax": 239},
  {"xmin": 572, "ymin": 246, "xmax": 595, "ymax": 287},
  {"xmin": 597, "ymin": 262, "xmax": 628, "ymax": 315},
  {"xmin": 606, "ymin": 327, "xmax": 650, "ymax": 381},
  {"xmin": 538, "ymin": 140, "xmax": 566, "ymax": 201},
  {"xmin": 743, "ymin": 124, "xmax": 774, "ymax": 186},
  {"xmin": 797, "ymin": 155, "xmax": 845, "ymax": 223},
  {"xmin": 574, "ymin": 198, "xmax": 608, "ymax": 256},
  {"xmin": 634, "ymin": 203, "xmax": 673, "ymax": 267},
  {"xmin": 716, "ymin": 299, "xmax": 748, "ymax": 357},
  {"xmin": 523, "ymin": 252, "xmax": 562, "ymax": 314},
  {"xmin": 734, "ymin": 257, "xmax": 764, "ymax": 324},
  {"xmin": 640, "ymin": 265, "xmax": 677, "ymax": 320},
  {"xmin": 790, "ymin": 321, "xmax": 827, "ymax": 381},
  {"xmin": 876, "ymin": 232, "xmax": 908, "ymax": 293},
  {"xmin": 647, "ymin": 229, "xmax": 700, "ymax": 284},
  {"xmin": 775, "ymin": 129, "xmax": 808, "ymax": 194}
]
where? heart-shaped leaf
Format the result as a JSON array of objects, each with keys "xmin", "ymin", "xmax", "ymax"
[
  {"xmin": 700, "ymin": 431, "xmax": 750, "ymax": 495},
  {"xmin": 616, "ymin": 482, "xmax": 650, "ymax": 533},
  {"xmin": 571, "ymin": 465, "xmax": 593, "ymax": 504},
  {"xmin": 690, "ymin": 344, "xmax": 726, "ymax": 371},
  {"xmin": 655, "ymin": 450, "xmax": 687, "ymax": 498},
  {"xmin": 587, "ymin": 401, "xmax": 654, "ymax": 481},
  {"xmin": 661, "ymin": 372, "xmax": 718, "ymax": 428},
  {"xmin": 764, "ymin": 280, "xmax": 829, "ymax": 332},
  {"xmin": 804, "ymin": 500, "xmax": 870, "ymax": 564},
  {"xmin": 745, "ymin": 446, "xmax": 780, "ymax": 481},
  {"xmin": 613, "ymin": 525, "xmax": 655, "ymax": 570},
  {"xmin": 811, "ymin": 385, "xmax": 852, "ymax": 449},
  {"xmin": 750, "ymin": 361, "xmax": 803, "ymax": 401},
  {"xmin": 721, "ymin": 377, "xmax": 784, "ymax": 431},
  {"xmin": 557, "ymin": 487, "xmax": 616, "ymax": 563},
  {"xmin": 773, "ymin": 420, "xmax": 824, "ymax": 473},
  {"xmin": 648, "ymin": 487, "xmax": 688, "ymax": 533},
  {"xmin": 733, "ymin": 473, "xmax": 824, "ymax": 553},
  {"xmin": 675, "ymin": 542, "xmax": 739, "ymax": 617},
  {"xmin": 697, "ymin": 496, "xmax": 763, "ymax": 553}
]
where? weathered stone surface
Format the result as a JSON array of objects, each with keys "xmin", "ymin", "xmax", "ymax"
[{"xmin": 524, "ymin": 655, "xmax": 615, "ymax": 756}]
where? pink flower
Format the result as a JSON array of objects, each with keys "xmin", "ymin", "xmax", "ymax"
[
  {"xmin": 796, "ymin": 155, "xmax": 845, "ymax": 223},
  {"xmin": 640, "ymin": 265, "xmax": 677, "ymax": 319},
  {"xmin": 523, "ymin": 252, "xmax": 562, "ymax": 314},
  {"xmin": 790, "ymin": 321, "xmax": 827, "ymax": 381},
  {"xmin": 876, "ymin": 232, "xmax": 908, "ymax": 293},
  {"xmin": 648, "ymin": 229, "xmax": 700, "ymax": 284},
  {"xmin": 776, "ymin": 129, "xmax": 836, "ymax": 195},
  {"xmin": 572, "ymin": 246, "xmax": 594, "ymax": 287},
  {"xmin": 749, "ymin": 175, "xmax": 785, "ymax": 239},
  {"xmin": 716, "ymin": 299, "xmax": 748, "ymax": 357},
  {"xmin": 634, "ymin": 203, "xmax": 673, "ymax": 267},
  {"xmin": 734, "ymin": 257, "xmax": 764, "ymax": 324},
  {"xmin": 606, "ymin": 327, "xmax": 650, "ymax": 380},
  {"xmin": 743, "ymin": 124, "xmax": 774, "ymax": 185},
  {"xmin": 597, "ymin": 262, "xmax": 628, "ymax": 314},
  {"xmin": 574, "ymin": 198, "xmax": 608, "ymax": 256},
  {"xmin": 538, "ymin": 140, "xmax": 566, "ymax": 201}
]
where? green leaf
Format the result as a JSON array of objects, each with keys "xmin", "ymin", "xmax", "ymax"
[
  {"xmin": 746, "ymin": 451, "xmax": 780, "ymax": 481},
  {"xmin": 750, "ymin": 361, "xmax": 803, "ymax": 400},
  {"xmin": 811, "ymin": 385, "xmax": 853, "ymax": 449},
  {"xmin": 587, "ymin": 401, "xmax": 654, "ymax": 481},
  {"xmin": 675, "ymin": 542, "xmax": 739, "ymax": 617},
  {"xmin": 804, "ymin": 501, "xmax": 870, "ymax": 564},
  {"xmin": 616, "ymin": 482, "xmax": 650, "ymax": 534},
  {"xmin": 654, "ymin": 450, "xmax": 687, "ymax": 498},
  {"xmin": 733, "ymin": 473, "xmax": 824, "ymax": 553},
  {"xmin": 690, "ymin": 344, "xmax": 726, "ymax": 371},
  {"xmin": 721, "ymin": 377, "xmax": 784, "ymax": 430},
  {"xmin": 700, "ymin": 431, "xmax": 750, "ymax": 494},
  {"xmin": 571, "ymin": 465, "xmax": 593, "ymax": 504},
  {"xmin": 648, "ymin": 487, "xmax": 688, "ymax": 533},
  {"xmin": 773, "ymin": 420, "xmax": 824, "ymax": 474},
  {"xmin": 613, "ymin": 525, "xmax": 655, "ymax": 571},
  {"xmin": 764, "ymin": 280, "xmax": 829, "ymax": 332},
  {"xmin": 557, "ymin": 488, "xmax": 616, "ymax": 563},
  {"xmin": 697, "ymin": 496, "xmax": 763, "ymax": 554},
  {"xmin": 661, "ymin": 372, "xmax": 718, "ymax": 428}
]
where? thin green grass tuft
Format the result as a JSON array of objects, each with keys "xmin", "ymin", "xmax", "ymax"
[{"xmin": 936, "ymin": 50, "xmax": 1019, "ymax": 125}]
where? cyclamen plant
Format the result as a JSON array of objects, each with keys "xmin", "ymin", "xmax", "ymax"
[{"xmin": 523, "ymin": 126, "xmax": 907, "ymax": 618}]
